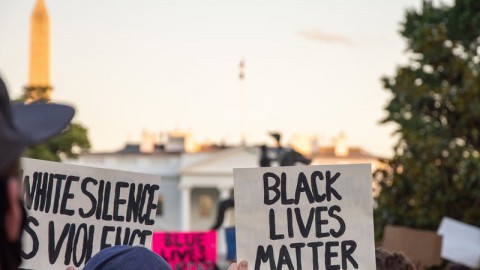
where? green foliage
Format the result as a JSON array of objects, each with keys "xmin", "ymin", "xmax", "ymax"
[
  {"xmin": 375, "ymin": 0, "xmax": 480, "ymax": 240},
  {"xmin": 23, "ymin": 122, "xmax": 91, "ymax": 161}
]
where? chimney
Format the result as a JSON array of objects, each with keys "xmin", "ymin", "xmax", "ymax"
[
  {"xmin": 140, "ymin": 130, "xmax": 156, "ymax": 153},
  {"xmin": 165, "ymin": 131, "xmax": 185, "ymax": 153},
  {"xmin": 334, "ymin": 132, "xmax": 349, "ymax": 157}
]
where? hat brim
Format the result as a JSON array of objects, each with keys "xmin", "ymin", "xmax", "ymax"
[{"xmin": 12, "ymin": 102, "xmax": 75, "ymax": 145}]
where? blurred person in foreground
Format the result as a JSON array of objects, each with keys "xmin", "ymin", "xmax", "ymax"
[
  {"xmin": 83, "ymin": 245, "xmax": 249, "ymax": 270},
  {"xmin": 82, "ymin": 245, "xmax": 172, "ymax": 270},
  {"xmin": 0, "ymin": 76, "xmax": 74, "ymax": 270}
]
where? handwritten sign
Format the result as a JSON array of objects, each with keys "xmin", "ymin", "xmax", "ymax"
[
  {"xmin": 152, "ymin": 231, "xmax": 217, "ymax": 270},
  {"xmin": 19, "ymin": 158, "xmax": 161, "ymax": 270},
  {"xmin": 233, "ymin": 164, "xmax": 375, "ymax": 270},
  {"xmin": 438, "ymin": 217, "xmax": 480, "ymax": 268}
]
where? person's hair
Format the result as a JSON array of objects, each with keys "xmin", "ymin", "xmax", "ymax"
[
  {"xmin": 376, "ymin": 248, "xmax": 416, "ymax": 270},
  {"xmin": 1, "ymin": 160, "xmax": 20, "ymax": 179}
]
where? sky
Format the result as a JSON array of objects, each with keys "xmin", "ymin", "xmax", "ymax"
[{"xmin": 0, "ymin": 0, "xmax": 434, "ymax": 157}]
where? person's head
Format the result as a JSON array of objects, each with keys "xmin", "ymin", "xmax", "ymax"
[
  {"xmin": 375, "ymin": 248, "xmax": 416, "ymax": 270},
  {"xmin": 0, "ymin": 76, "xmax": 74, "ymax": 269},
  {"xmin": 83, "ymin": 245, "xmax": 172, "ymax": 270}
]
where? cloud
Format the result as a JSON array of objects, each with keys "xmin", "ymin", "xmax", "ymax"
[{"xmin": 301, "ymin": 29, "xmax": 354, "ymax": 46}]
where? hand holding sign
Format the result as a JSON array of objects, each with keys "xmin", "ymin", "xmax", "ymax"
[{"xmin": 233, "ymin": 164, "xmax": 375, "ymax": 270}]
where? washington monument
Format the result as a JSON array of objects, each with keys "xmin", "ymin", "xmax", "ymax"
[{"xmin": 26, "ymin": 0, "xmax": 52, "ymax": 102}]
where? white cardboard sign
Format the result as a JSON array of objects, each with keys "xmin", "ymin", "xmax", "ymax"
[
  {"xmin": 233, "ymin": 164, "xmax": 375, "ymax": 270},
  {"xmin": 437, "ymin": 217, "xmax": 480, "ymax": 268},
  {"xmin": 19, "ymin": 158, "xmax": 161, "ymax": 270}
]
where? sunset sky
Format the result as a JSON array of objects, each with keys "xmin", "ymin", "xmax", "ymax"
[{"xmin": 0, "ymin": 0, "xmax": 445, "ymax": 157}]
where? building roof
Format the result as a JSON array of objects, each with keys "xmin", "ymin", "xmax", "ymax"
[
  {"xmin": 116, "ymin": 143, "xmax": 165, "ymax": 154},
  {"xmin": 81, "ymin": 142, "xmax": 233, "ymax": 157},
  {"xmin": 81, "ymin": 143, "xmax": 174, "ymax": 156},
  {"xmin": 313, "ymin": 146, "xmax": 378, "ymax": 159}
]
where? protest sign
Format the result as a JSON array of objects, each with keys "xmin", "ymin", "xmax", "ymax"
[
  {"xmin": 19, "ymin": 158, "xmax": 161, "ymax": 270},
  {"xmin": 233, "ymin": 164, "xmax": 375, "ymax": 270},
  {"xmin": 152, "ymin": 231, "xmax": 217, "ymax": 270},
  {"xmin": 437, "ymin": 217, "xmax": 480, "ymax": 268},
  {"xmin": 382, "ymin": 225, "xmax": 442, "ymax": 268}
]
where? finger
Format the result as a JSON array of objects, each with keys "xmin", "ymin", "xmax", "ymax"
[
  {"xmin": 239, "ymin": 260, "xmax": 248, "ymax": 270},
  {"xmin": 228, "ymin": 263, "xmax": 238, "ymax": 270}
]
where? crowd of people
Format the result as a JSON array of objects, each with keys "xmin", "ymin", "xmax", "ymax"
[{"xmin": 0, "ymin": 74, "xmax": 469, "ymax": 270}]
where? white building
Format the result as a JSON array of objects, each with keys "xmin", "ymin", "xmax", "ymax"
[
  {"xmin": 67, "ymin": 132, "xmax": 383, "ymax": 258},
  {"xmin": 67, "ymin": 136, "xmax": 260, "ymax": 257}
]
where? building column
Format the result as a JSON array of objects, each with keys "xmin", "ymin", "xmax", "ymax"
[{"xmin": 180, "ymin": 186, "xmax": 191, "ymax": 231}]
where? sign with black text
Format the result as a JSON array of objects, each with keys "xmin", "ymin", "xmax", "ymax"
[
  {"xmin": 233, "ymin": 164, "xmax": 375, "ymax": 270},
  {"xmin": 19, "ymin": 158, "xmax": 161, "ymax": 270}
]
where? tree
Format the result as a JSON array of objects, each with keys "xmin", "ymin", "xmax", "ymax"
[
  {"xmin": 23, "ymin": 122, "xmax": 91, "ymax": 161},
  {"xmin": 17, "ymin": 84, "xmax": 91, "ymax": 161},
  {"xmin": 375, "ymin": 0, "xmax": 480, "ymax": 240}
]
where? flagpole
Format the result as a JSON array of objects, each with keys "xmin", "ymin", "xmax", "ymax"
[{"xmin": 239, "ymin": 58, "xmax": 246, "ymax": 146}]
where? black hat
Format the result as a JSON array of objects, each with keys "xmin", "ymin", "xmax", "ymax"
[
  {"xmin": 0, "ymin": 76, "xmax": 75, "ymax": 173},
  {"xmin": 83, "ymin": 245, "xmax": 172, "ymax": 270}
]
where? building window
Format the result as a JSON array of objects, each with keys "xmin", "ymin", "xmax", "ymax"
[
  {"xmin": 156, "ymin": 195, "xmax": 164, "ymax": 216},
  {"xmin": 198, "ymin": 195, "xmax": 214, "ymax": 218}
]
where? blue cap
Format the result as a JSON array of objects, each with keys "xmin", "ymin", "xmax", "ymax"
[
  {"xmin": 84, "ymin": 246, "xmax": 172, "ymax": 270},
  {"xmin": 0, "ymin": 76, "xmax": 75, "ymax": 172}
]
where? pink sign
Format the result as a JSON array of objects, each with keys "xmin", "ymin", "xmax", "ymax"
[{"xmin": 152, "ymin": 231, "xmax": 217, "ymax": 270}]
